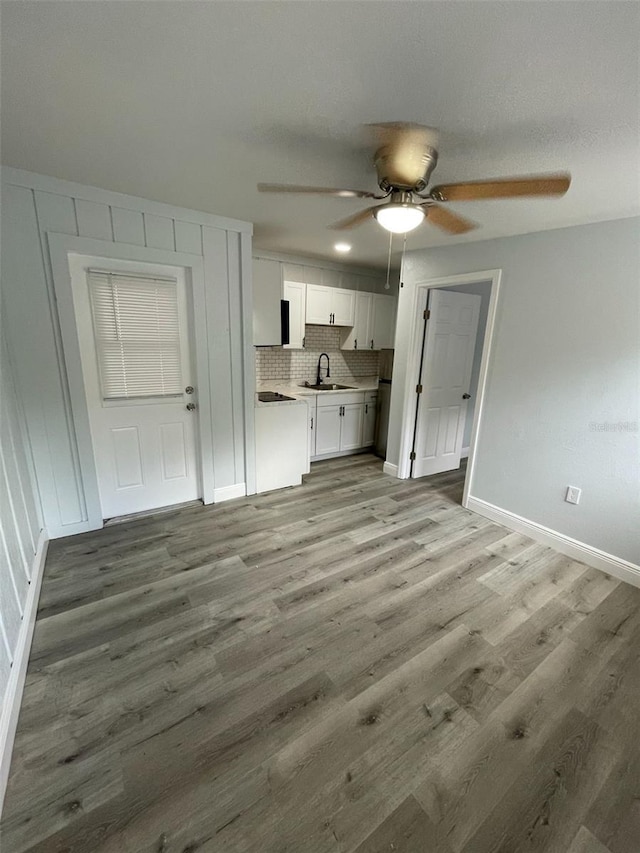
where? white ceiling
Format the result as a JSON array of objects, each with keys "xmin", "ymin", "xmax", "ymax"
[{"xmin": 2, "ymin": 1, "xmax": 639, "ymax": 267}]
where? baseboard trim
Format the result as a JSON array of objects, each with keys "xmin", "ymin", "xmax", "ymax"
[
  {"xmin": 467, "ymin": 496, "xmax": 640, "ymax": 588},
  {"xmin": 383, "ymin": 461, "xmax": 399, "ymax": 478},
  {"xmin": 48, "ymin": 519, "xmax": 102, "ymax": 539},
  {"xmin": 213, "ymin": 483, "xmax": 246, "ymax": 503},
  {"xmin": 460, "ymin": 446, "xmax": 470, "ymax": 459},
  {"xmin": 1, "ymin": 529, "xmax": 49, "ymax": 814},
  {"xmin": 311, "ymin": 448, "xmax": 371, "ymax": 463}
]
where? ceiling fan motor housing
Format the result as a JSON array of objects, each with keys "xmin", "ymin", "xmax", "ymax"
[{"xmin": 374, "ymin": 144, "xmax": 438, "ymax": 193}]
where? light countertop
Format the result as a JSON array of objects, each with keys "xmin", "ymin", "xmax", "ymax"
[{"xmin": 256, "ymin": 376, "xmax": 380, "ymax": 404}]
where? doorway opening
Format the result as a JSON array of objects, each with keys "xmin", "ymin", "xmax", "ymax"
[{"xmin": 396, "ymin": 270, "xmax": 501, "ymax": 509}]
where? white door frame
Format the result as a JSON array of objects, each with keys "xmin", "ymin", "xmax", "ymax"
[
  {"xmin": 396, "ymin": 269, "xmax": 502, "ymax": 509},
  {"xmin": 49, "ymin": 233, "xmax": 214, "ymax": 531}
]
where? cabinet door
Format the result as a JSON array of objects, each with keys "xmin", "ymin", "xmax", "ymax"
[
  {"xmin": 371, "ymin": 294, "xmax": 396, "ymax": 349},
  {"xmin": 340, "ymin": 402, "xmax": 364, "ymax": 451},
  {"xmin": 342, "ymin": 291, "xmax": 372, "ymax": 350},
  {"xmin": 253, "ymin": 259, "xmax": 282, "ymax": 346},
  {"xmin": 315, "ymin": 404, "xmax": 341, "ymax": 455},
  {"xmin": 362, "ymin": 397, "xmax": 377, "ymax": 446},
  {"xmin": 282, "ymin": 281, "xmax": 306, "ymax": 349},
  {"xmin": 306, "ymin": 284, "xmax": 332, "ymax": 325},
  {"xmin": 306, "ymin": 399, "xmax": 316, "ymax": 470},
  {"xmin": 332, "ymin": 289, "xmax": 356, "ymax": 326}
]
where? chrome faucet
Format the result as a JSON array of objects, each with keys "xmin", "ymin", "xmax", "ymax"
[{"xmin": 316, "ymin": 353, "xmax": 330, "ymax": 386}]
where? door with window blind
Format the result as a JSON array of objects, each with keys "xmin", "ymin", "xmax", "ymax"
[{"xmin": 72, "ymin": 262, "xmax": 200, "ymax": 518}]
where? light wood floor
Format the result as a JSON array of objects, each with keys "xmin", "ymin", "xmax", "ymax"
[{"xmin": 2, "ymin": 454, "xmax": 639, "ymax": 853}]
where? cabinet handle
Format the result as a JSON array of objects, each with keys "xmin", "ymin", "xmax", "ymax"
[
  {"xmin": 365, "ymin": 404, "xmax": 368, "ymax": 414},
  {"xmin": 302, "ymin": 336, "xmax": 305, "ymax": 348},
  {"xmin": 354, "ymin": 339, "xmax": 357, "ymax": 349},
  {"xmin": 370, "ymin": 339, "xmax": 374, "ymax": 349},
  {"xmin": 311, "ymin": 416, "xmax": 314, "ymax": 429}
]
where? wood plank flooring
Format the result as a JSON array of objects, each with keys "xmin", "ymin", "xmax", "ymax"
[{"xmin": 2, "ymin": 454, "xmax": 639, "ymax": 853}]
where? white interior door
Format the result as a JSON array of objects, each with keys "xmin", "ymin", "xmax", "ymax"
[
  {"xmin": 413, "ymin": 289, "xmax": 481, "ymax": 478},
  {"xmin": 70, "ymin": 256, "xmax": 200, "ymax": 519}
]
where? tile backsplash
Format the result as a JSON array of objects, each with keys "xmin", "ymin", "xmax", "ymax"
[{"xmin": 256, "ymin": 325, "xmax": 380, "ymax": 383}]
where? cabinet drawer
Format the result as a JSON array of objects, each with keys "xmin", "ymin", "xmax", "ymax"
[
  {"xmin": 365, "ymin": 390, "xmax": 378, "ymax": 403},
  {"xmin": 316, "ymin": 391, "xmax": 364, "ymax": 407}
]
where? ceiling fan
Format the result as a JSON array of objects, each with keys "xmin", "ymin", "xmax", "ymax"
[{"xmin": 258, "ymin": 123, "xmax": 571, "ymax": 236}]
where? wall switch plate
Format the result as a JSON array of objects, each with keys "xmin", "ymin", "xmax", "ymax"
[{"xmin": 565, "ymin": 486, "xmax": 582, "ymax": 505}]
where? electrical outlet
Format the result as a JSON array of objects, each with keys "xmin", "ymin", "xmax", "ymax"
[{"xmin": 565, "ymin": 486, "xmax": 582, "ymax": 505}]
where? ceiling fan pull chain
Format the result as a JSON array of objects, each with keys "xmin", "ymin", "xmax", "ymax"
[
  {"xmin": 384, "ymin": 230, "xmax": 393, "ymax": 290},
  {"xmin": 399, "ymin": 232, "xmax": 408, "ymax": 289}
]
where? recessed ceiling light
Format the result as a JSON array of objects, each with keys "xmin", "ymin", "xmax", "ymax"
[{"xmin": 334, "ymin": 242, "xmax": 352, "ymax": 253}]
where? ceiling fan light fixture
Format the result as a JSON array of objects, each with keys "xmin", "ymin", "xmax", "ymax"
[{"xmin": 375, "ymin": 203, "xmax": 425, "ymax": 234}]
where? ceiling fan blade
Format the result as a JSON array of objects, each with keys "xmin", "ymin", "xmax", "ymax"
[
  {"xmin": 423, "ymin": 203, "xmax": 478, "ymax": 235},
  {"xmin": 258, "ymin": 183, "xmax": 379, "ymax": 199},
  {"xmin": 329, "ymin": 204, "xmax": 385, "ymax": 230},
  {"xmin": 368, "ymin": 123, "xmax": 440, "ymax": 189},
  {"xmin": 430, "ymin": 173, "xmax": 571, "ymax": 202}
]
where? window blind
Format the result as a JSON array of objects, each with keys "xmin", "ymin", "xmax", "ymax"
[{"xmin": 88, "ymin": 270, "xmax": 183, "ymax": 400}]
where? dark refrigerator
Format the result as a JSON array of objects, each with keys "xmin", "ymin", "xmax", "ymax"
[{"xmin": 375, "ymin": 349, "xmax": 393, "ymax": 459}]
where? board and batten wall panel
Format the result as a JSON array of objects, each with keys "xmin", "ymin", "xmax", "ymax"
[
  {"xmin": 0, "ymin": 336, "xmax": 42, "ymax": 706},
  {"xmin": 1, "ymin": 167, "xmax": 253, "ymax": 538}
]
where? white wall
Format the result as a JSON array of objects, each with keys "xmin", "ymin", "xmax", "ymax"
[
  {"xmin": 253, "ymin": 250, "xmax": 395, "ymax": 295},
  {"xmin": 0, "ymin": 329, "xmax": 45, "ymax": 807},
  {"xmin": 389, "ymin": 217, "xmax": 640, "ymax": 567},
  {"xmin": 1, "ymin": 168, "xmax": 253, "ymax": 538}
]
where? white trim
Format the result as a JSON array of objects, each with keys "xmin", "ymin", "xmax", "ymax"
[
  {"xmin": 311, "ymin": 448, "xmax": 370, "ymax": 463},
  {"xmin": 48, "ymin": 234, "xmax": 214, "ymax": 526},
  {"xmin": 383, "ymin": 461, "xmax": 399, "ymax": 477},
  {"xmin": 240, "ymin": 232, "xmax": 257, "ymax": 496},
  {"xmin": 213, "ymin": 483, "xmax": 246, "ymax": 503},
  {"xmin": 1, "ymin": 167, "xmax": 252, "ymax": 235},
  {"xmin": 461, "ymin": 446, "xmax": 470, "ymax": 459},
  {"xmin": 1, "ymin": 529, "xmax": 48, "ymax": 815},
  {"xmin": 47, "ymin": 521, "xmax": 94, "ymax": 540},
  {"xmin": 467, "ymin": 495, "xmax": 640, "ymax": 588},
  {"xmin": 396, "ymin": 269, "xmax": 502, "ymax": 513}
]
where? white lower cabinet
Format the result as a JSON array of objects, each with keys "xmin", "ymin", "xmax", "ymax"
[
  {"xmin": 341, "ymin": 403, "xmax": 364, "ymax": 451},
  {"xmin": 315, "ymin": 404, "xmax": 342, "ymax": 455},
  {"xmin": 312, "ymin": 391, "xmax": 376, "ymax": 459}
]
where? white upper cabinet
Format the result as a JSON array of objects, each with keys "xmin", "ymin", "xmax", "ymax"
[
  {"xmin": 306, "ymin": 284, "xmax": 355, "ymax": 326},
  {"xmin": 253, "ymin": 258, "xmax": 282, "ymax": 346},
  {"xmin": 341, "ymin": 292, "xmax": 373, "ymax": 351},
  {"xmin": 332, "ymin": 289, "xmax": 356, "ymax": 326},
  {"xmin": 282, "ymin": 280, "xmax": 306, "ymax": 349},
  {"xmin": 341, "ymin": 292, "xmax": 396, "ymax": 350},
  {"xmin": 306, "ymin": 284, "xmax": 333, "ymax": 325},
  {"xmin": 371, "ymin": 294, "xmax": 397, "ymax": 349}
]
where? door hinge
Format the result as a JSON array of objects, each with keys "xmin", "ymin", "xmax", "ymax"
[
  {"xmin": 423, "ymin": 308, "xmax": 430, "ymax": 320},
  {"xmin": 409, "ymin": 451, "xmax": 416, "ymax": 461},
  {"xmin": 416, "ymin": 384, "xmax": 423, "ymax": 394}
]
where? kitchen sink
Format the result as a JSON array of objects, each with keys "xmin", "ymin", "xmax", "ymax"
[{"xmin": 300, "ymin": 383, "xmax": 355, "ymax": 391}]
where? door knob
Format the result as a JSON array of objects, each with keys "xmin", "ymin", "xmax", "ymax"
[
  {"xmin": 185, "ymin": 386, "xmax": 195, "ymax": 394},
  {"xmin": 462, "ymin": 393, "xmax": 471, "ymax": 400},
  {"xmin": 186, "ymin": 402, "xmax": 197, "ymax": 411}
]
